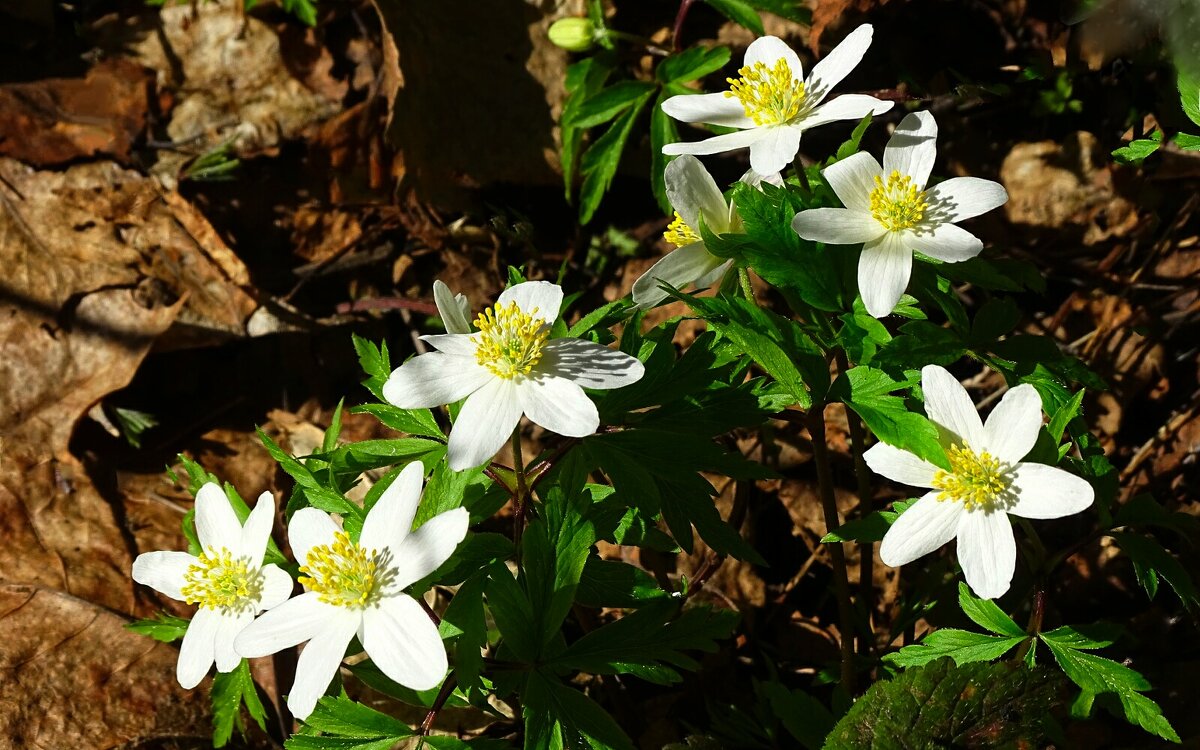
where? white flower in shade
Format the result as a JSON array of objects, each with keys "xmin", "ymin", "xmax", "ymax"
[
  {"xmin": 661, "ymin": 26, "xmax": 893, "ymax": 175},
  {"xmin": 864, "ymin": 365, "xmax": 1094, "ymax": 599},
  {"xmin": 633, "ymin": 155, "xmax": 740, "ymax": 309},
  {"xmin": 131, "ymin": 484, "xmax": 292, "ymax": 689},
  {"xmin": 234, "ymin": 462, "xmax": 468, "ymax": 719},
  {"xmin": 791, "ymin": 111, "xmax": 1009, "ymax": 318},
  {"xmin": 382, "ymin": 280, "xmax": 645, "ymax": 471}
]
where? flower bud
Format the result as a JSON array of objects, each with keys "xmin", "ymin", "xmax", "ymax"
[{"xmin": 549, "ymin": 17, "xmax": 597, "ymax": 52}]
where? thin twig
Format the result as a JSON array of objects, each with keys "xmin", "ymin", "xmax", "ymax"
[{"xmin": 419, "ymin": 673, "xmax": 458, "ymax": 735}]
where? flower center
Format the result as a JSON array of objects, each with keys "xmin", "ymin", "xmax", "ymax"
[
  {"xmin": 473, "ymin": 302, "xmax": 549, "ymax": 379},
  {"xmin": 181, "ymin": 547, "xmax": 263, "ymax": 612},
  {"xmin": 299, "ymin": 531, "xmax": 393, "ymax": 609},
  {"xmin": 724, "ymin": 58, "xmax": 806, "ymax": 127},
  {"xmin": 869, "ymin": 170, "xmax": 929, "ymax": 231},
  {"xmin": 932, "ymin": 444, "xmax": 1012, "ymax": 510},
  {"xmin": 664, "ymin": 212, "xmax": 701, "ymax": 247}
]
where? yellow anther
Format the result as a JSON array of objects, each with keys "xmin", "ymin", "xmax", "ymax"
[
  {"xmin": 299, "ymin": 531, "xmax": 388, "ymax": 609},
  {"xmin": 932, "ymin": 444, "xmax": 1011, "ymax": 510},
  {"xmin": 724, "ymin": 58, "xmax": 806, "ymax": 126},
  {"xmin": 472, "ymin": 301, "xmax": 549, "ymax": 379},
  {"xmin": 869, "ymin": 170, "xmax": 929, "ymax": 231},
  {"xmin": 181, "ymin": 547, "xmax": 261, "ymax": 612},
  {"xmin": 664, "ymin": 212, "xmax": 701, "ymax": 247}
]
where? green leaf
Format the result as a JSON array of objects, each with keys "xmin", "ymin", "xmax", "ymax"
[
  {"xmin": 1112, "ymin": 130, "xmax": 1163, "ymax": 165},
  {"xmin": 656, "ymin": 45, "xmax": 731, "ymax": 84},
  {"xmin": 819, "ymin": 499, "xmax": 914, "ymax": 543},
  {"xmin": 562, "ymin": 55, "xmax": 615, "ymax": 201},
  {"xmin": 550, "ymin": 599, "xmax": 738, "ymax": 685},
  {"xmin": 564, "ymin": 80, "xmax": 657, "ymax": 129},
  {"xmin": 211, "ymin": 660, "xmax": 267, "ymax": 748},
  {"xmin": 124, "ymin": 612, "xmax": 189, "ymax": 643},
  {"xmin": 834, "ymin": 113, "xmax": 873, "ymax": 162},
  {"xmin": 349, "ymin": 403, "xmax": 443, "ymax": 439},
  {"xmin": 1173, "ymin": 131, "xmax": 1200, "ymax": 150},
  {"xmin": 324, "ymin": 437, "xmax": 445, "ymax": 476},
  {"xmin": 823, "ymin": 659, "xmax": 1062, "ymax": 749},
  {"xmin": 650, "ymin": 91, "xmax": 680, "ymax": 213},
  {"xmin": 281, "ymin": 0, "xmax": 317, "ymax": 25},
  {"xmin": 1177, "ymin": 68, "xmax": 1200, "ymax": 128},
  {"xmin": 1117, "ymin": 691, "xmax": 1182, "ymax": 743},
  {"xmin": 1111, "ymin": 531, "xmax": 1199, "ymax": 610},
  {"xmin": 576, "ymin": 557, "xmax": 667, "ymax": 608},
  {"xmin": 523, "ymin": 670, "xmax": 636, "ymax": 750},
  {"xmin": 885, "ymin": 628, "xmax": 1027, "ymax": 668},
  {"xmin": 702, "ymin": 0, "xmax": 764, "ymax": 34},
  {"xmin": 957, "ymin": 582, "xmax": 1025, "ymax": 637},
  {"xmin": 760, "ymin": 681, "xmax": 834, "ymax": 750},
  {"xmin": 579, "ymin": 90, "xmax": 653, "ymax": 223},
  {"xmin": 1039, "ymin": 623, "xmax": 1121, "ymax": 651},
  {"xmin": 352, "ymin": 334, "xmax": 390, "ymax": 400},
  {"xmin": 1047, "ymin": 388, "xmax": 1085, "ymax": 442},
  {"xmin": 833, "ymin": 367, "xmax": 949, "ymax": 470},
  {"xmin": 295, "ymin": 695, "xmax": 413, "ymax": 740}
]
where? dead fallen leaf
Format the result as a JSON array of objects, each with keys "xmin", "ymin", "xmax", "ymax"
[
  {"xmin": 810, "ymin": 0, "xmax": 897, "ymax": 52},
  {"xmin": 0, "ymin": 58, "xmax": 150, "ymax": 166}
]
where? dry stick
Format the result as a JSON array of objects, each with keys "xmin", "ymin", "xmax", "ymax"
[
  {"xmin": 807, "ymin": 404, "xmax": 857, "ymax": 693},
  {"xmin": 837, "ymin": 351, "xmax": 876, "ymax": 658}
]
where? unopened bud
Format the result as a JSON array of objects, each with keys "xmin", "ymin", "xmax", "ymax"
[{"xmin": 549, "ymin": 17, "xmax": 597, "ymax": 52}]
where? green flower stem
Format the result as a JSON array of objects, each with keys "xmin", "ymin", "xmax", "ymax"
[
  {"xmin": 1012, "ymin": 590, "xmax": 1045, "ymax": 664},
  {"xmin": 419, "ymin": 672, "xmax": 458, "ymax": 736},
  {"xmin": 738, "ymin": 267, "xmax": 755, "ymax": 302},
  {"xmin": 511, "ymin": 427, "xmax": 530, "ymax": 556},
  {"xmin": 791, "ymin": 156, "xmax": 813, "ymax": 202},
  {"xmin": 808, "ymin": 402, "xmax": 857, "ymax": 693}
]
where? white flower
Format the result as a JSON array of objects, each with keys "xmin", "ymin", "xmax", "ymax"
[
  {"xmin": 633, "ymin": 155, "xmax": 740, "ymax": 309},
  {"xmin": 131, "ymin": 484, "xmax": 292, "ymax": 689},
  {"xmin": 661, "ymin": 26, "xmax": 893, "ymax": 175},
  {"xmin": 791, "ymin": 111, "xmax": 1009, "ymax": 318},
  {"xmin": 234, "ymin": 462, "xmax": 468, "ymax": 719},
  {"xmin": 382, "ymin": 280, "xmax": 646, "ymax": 471},
  {"xmin": 433, "ymin": 279, "xmax": 471, "ymax": 335},
  {"xmin": 864, "ymin": 365, "xmax": 1094, "ymax": 599}
]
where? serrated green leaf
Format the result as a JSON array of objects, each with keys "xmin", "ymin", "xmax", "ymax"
[
  {"xmin": 833, "ymin": 367, "xmax": 949, "ymax": 470},
  {"xmin": 884, "ymin": 628, "xmax": 1027, "ymax": 668},
  {"xmin": 1174, "ymin": 131, "xmax": 1200, "ymax": 150},
  {"xmin": 579, "ymin": 91, "xmax": 653, "ymax": 223},
  {"xmin": 211, "ymin": 660, "xmax": 267, "ymax": 748},
  {"xmin": 702, "ymin": 0, "xmax": 763, "ymax": 34},
  {"xmin": 1111, "ymin": 130, "xmax": 1163, "ymax": 165},
  {"xmin": 1039, "ymin": 623, "xmax": 1121, "ymax": 651},
  {"xmin": 564, "ymin": 80, "xmax": 657, "ymax": 129},
  {"xmin": 1111, "ymin": 531, "xmax": 1199, "ymax": 610},
  {"xmin": 958, "ymin": 582, "xmax": 1025, "ymax": 637},
  {"xmin": 125, "ymin": 612, "xmax": 189, "ymax": 643},
  {"xmin": 656, "ymin": 45, "xmax": 731, "ymax": 84}
]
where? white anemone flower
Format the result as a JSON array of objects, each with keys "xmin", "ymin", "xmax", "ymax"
[
  {"xmin": 864, "ymin": 365, "xmax": 1095, "ymax": 599},
  {"xmin": 661, "ymin": 26, "xmax": 893, "ymax": 175},
  {"xmin": 633, "ymin": 155, "xmax": 741, "ymax": 309},
  {"xmin": 131, "ymin": 484, "xmax": 292, "ymax": 689},
  {"xmin": 234, "ymin": 462, "xmax": 468, "ymax": 719},
  {"xmin": 791, "ymin": 111, "xmax": 1009, "ymax": 318},
  {"xmin": 382, "ymin": 280, "xmax": 645, "ymax": 471}
]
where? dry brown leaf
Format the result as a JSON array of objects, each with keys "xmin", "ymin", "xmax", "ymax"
[
  {"xmin": 0, "ymin": 584, "xmax": 214, "ymax": 747},
  {"xmin": 810, "ymin": 0, "xmax": 896, "ymax": 52}
]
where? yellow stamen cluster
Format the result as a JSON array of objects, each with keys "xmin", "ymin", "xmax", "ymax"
[
  {"xmin": 869, "ymin": 170, "xmax": 929, "ymax": 231},
  {"xmin": 181, "ymin": 548, "xmax": 261, "ymax": 612},
  {"xmin": 724, "ymin": 58, "xmax": 806, "ymax": 126},
  {"xmin": 299, "ymin": 531, "xmax": 386, "ymax": 608},
  {"xmin": 473, "ymin": 302, "xmax": 549, "ymax": 379},
  {"xmin": 664, "ymin": 212, "xmax": 701, "ymax": 247},
  {"xmin": 932, "ymin": 444, "xmax": 1011, "ymax": 510}
]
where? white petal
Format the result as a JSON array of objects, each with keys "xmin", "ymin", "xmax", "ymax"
[
  {"xmin": 631, "ymin": 242, "xmax": 726, "ymax": 309},
  {"xmin": 982, "ymin": 384, "xmax": 1042, "ymax": 463},
  {"xmin": 388, "ymin": 508, "xmax": 470, "ymax": 590},
  {"xmin": 879, "ymin": 492, "xmax": 963, "ymax": 567},
  {"xmin": 258, "ymin": 564, "xmax": 295, "ymax": 611},
  {"xmin": 214, "ymin": 611, "xmax": 254, "ymax": 673},
  {"xmin": 823, "ymin": 151, "xmax": 882, "ymax": 211},
  {"xmin": 446, "ymin": 377, "xmax": 523, "ymax": 471},
  {"xmin": 539, "ymin": 338, "xmax": 646, "ymax": 389},
  {"xmin": 858, "ymin": 232, "xmax": 913, "ymax": 318},
  {"xmin": 882, "ymin": 110, "xmax": 938, "ymax": 188},
  {"xmin": 360, "ymin": 460, "xmax": 425, "ymax": 553},
  {"xmin": 863, "ymin": 443, "xmax": 939, "ymax": 488},
  {"xmin": 195, "ymin": 482, "xmax": 242, "ymax": 556},
  {"xmin": 132, "ymin": 550, "xmax": 193, "ymax": 601},
  {"xmin": 286, "ymin": 610, "xmax": 360, "ymax": 720},
  {"xmin": 665, "ymin": 154, "xmax": 730, "ymax": 233},
  {"xmin": 792, "ymin": 208, "xmax": 885, "ymax": 245},
  {"xmin": 663, "ymin": 128, "xmax": 765, "ymax": 158},
  {"xmin": 433, "ymin": 280, "xmax": 472, "ymax": 334},
  {"xmin": 517, "ymin": 376, "xmax": 600, "ymax": 437},
  {"xmin": 694, "ymin": 258, "xmax": 735, "ymax": 289},
  {"xmin": 956, "ymin": 510, "xmax": 1016, "ymax": 599},
  {"xmin": 749, "ymin": 125, "xmax": 802, "ymax": 175},
  {"xmin": 806, "ymin": 23, "xmax": 874, "ymax": 101},
  {"xmin": 240, "ymin": 491, "xmax": 275, "ymax": 566},
  {"xmin": 739, "ymin": 169, "xmax": 784, "ymax": 188},
  {"xmin": 497, "ymin": 281, "xmax": 563, "ymax": 324},
  {"xmin": 177, "ymin": 607, "xmax": 219, "ymax": 689},
  {"xmin": 360, "ymin": 595, "xmax": 448, "ymax": 691},
  {"xmin": 1006, "ymin": 464, "xmax": 1094, "ymax": 519},
  {"xmin": 920, "ymin": 365, "xmax": 985, "ymax": 448},
  {"xmin": 660, "ymin": 92, "xmax": 754, "ymax": 128},
  {"xmin": 288, "ymin": 508, "xmax": 339, "ymax": 568},
  {"xmin": 744, "ymin": 35, "xmax": 803, "ymax": 78},
  {"xmin": 234, "ymin": 591, "xmax": 330, "ymax": 658},
  {"xmin": 382, "ymin": 352, "xmax": 491, "ymax": 409},
  {"xmin": 905, "ymin": 223, "xmax": 983, "ymax": 262},
  {"xmin": 800, "ymin": 94, "xmax": 893, "ymax": 130},
  {"xmin": 926, "ymin": 177, "xmax": 1008, "ymax": 222},
  {"xmin": 418, "ymin": 333, "xmax": 478, "ymax": 357}
]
